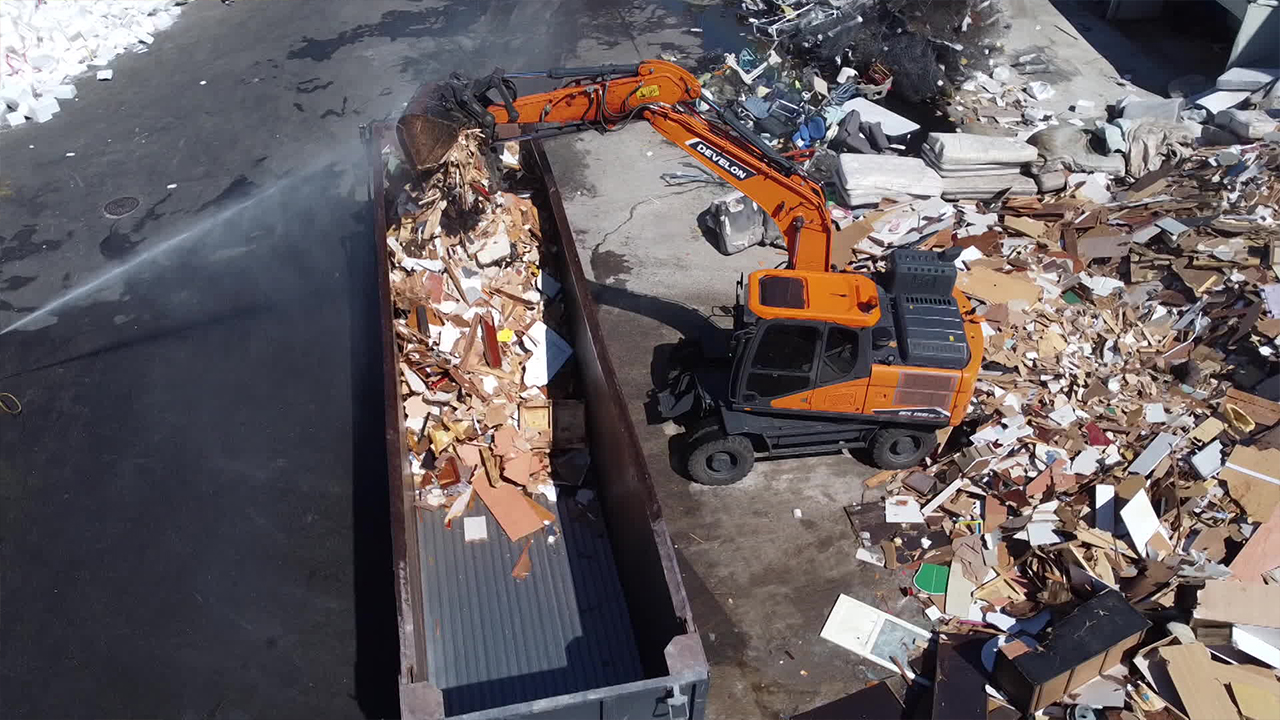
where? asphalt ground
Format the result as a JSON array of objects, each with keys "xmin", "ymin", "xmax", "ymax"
[{"xmin": 0, "ymin": 1, "xmax": 727, "ymax": 716}]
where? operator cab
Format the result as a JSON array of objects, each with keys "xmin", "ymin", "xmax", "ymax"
[{"xmin": 731, "ymin": 249, "xmax": 978, "ymax": 423}]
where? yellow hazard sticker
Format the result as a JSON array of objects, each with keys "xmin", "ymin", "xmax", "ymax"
[{"xmin": 635, "ymin": 84, "xmax": 661, "ymax": 100}]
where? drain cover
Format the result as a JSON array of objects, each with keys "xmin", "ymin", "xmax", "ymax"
[{"xmin": 103, "ymin": 196, "xmax": 140, "ymax": 218}]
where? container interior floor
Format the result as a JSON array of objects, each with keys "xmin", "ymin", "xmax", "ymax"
[{"xmin": 415, "ymin": 481, "xmax": 645, "ymax": 716}]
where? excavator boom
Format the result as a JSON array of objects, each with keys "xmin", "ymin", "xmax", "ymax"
[
  {"xmin": 395, "ymin": 60, "xmax": 986, "ymax": 482},
  {"xmin": 400, "ymin": 60, "xmax": 833, "ymax": 272}
]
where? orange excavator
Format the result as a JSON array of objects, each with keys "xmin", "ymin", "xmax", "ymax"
[{"xmin": 406, "ymin": 60, "xmax": 984, "ymax": 485}]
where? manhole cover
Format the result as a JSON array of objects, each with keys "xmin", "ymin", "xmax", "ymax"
[{"xmin": 103, "ymin": 196, "xmax": 140, "ymax": 218}]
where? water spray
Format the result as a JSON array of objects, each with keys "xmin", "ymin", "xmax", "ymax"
[{"xmin": 1, "ymin": 173, "xmax": 300, "ymax": 337}]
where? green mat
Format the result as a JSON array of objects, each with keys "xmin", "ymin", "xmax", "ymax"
[{"xmin": 913, "ymin": 563, "xmax": 950, "ymax": 595}]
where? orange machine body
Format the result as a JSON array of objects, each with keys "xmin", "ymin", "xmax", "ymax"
[
  {"xmin": 741, "ymin": 269, "xmax": 982, "ymax": 426},
  {"xmin": 480, "ymin": 60, "xmax": 982, "ymax": 428}
]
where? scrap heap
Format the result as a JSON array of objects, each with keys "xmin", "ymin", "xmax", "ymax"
[
  {"xmin": 823, "ymin": 140, "xmax": 1280, "ymax": 718},
  {"xmin": 384, "ymin": 131, "xmax": 583, "ymax": 566},
  {"xmin": 695, "ymin": 3, "xmax": 1280, "ymax": 260},
  {"xmin": 693, "ymin": 0, "xmax": 1001, "ymax": 159}
]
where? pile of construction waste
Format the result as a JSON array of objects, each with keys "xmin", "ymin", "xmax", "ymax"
[
  {"xmin": 694, "ymin": 0, "xmax": 1280, "ymax": 266},
  {"xmin": 711, "ymin": 9, "xmax": 1280, "ymax": 715},
  {"xmin": 809, "ymin": 76, "xmax": 1280, "ymax": 720},
  {"xmin": 384, "ymin": 131, "xmax": 587, "ymax": 578}
]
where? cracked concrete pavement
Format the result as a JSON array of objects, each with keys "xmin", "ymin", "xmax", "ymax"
[{"xmin": 545, "ymin": 126, "xmax": 910, "ymax": 720}]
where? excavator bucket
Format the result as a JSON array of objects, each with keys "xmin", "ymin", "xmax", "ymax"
[
  {"xmin": 397, "ymin": 81, "xmax": 479, "ymax": 170},
  {"xmin": 397, "ymin": 70, "xmax": 517, "ymax": 170}
]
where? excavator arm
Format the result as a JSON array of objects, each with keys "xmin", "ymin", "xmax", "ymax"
[{"xmin": 403, "ymin": 60, "xmax": 833, "ymax": 272}]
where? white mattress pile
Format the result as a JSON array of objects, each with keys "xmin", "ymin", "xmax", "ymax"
[
  {"xmin": 1, "ymin": 0, "xmax": 185, "ymax": 127},
  {"xmin": 921, "ymin": 133, "xmax": 1038, "ymax": 177},
  {"xmin": 835, "ymin": 154, "xmax": 944, "ymax": 207},
  {"xmin": 922, "ymin": 133, "xmax": 1040, "ymax": 200}
]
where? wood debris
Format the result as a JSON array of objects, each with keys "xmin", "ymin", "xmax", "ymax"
[
  {"xmin": 831, "ymin": 142, "xmax": 1280, "ymax": 719},
  {"xmin": 387, "ymin": 131, "xmax": 582, "ymax": 568}
]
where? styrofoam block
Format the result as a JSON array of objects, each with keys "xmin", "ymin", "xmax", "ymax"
[
  {"xmin": 96, "ymin": 69, "xmax": 112, "ymax": 81},
  {"xmin": 26, "ymin": 51, "xmax": 57, "ymax": 69},
  {"xmin": 46, "ymin": 84, "xmax": 76, "ymax": 99},
  {"xmin": 0, "ymin": 85, "xmax": 36, "ymax": 109},
  {"xmin": 30, "ymin": 96, "xmax": 58, "ymax": 122},
  {"xmin": 5, "ymin": 110, "xmax": 25, "ymax": 127}
]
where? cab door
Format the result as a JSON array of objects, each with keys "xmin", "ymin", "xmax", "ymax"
[
  {"xmin": 736, "ymin": 321, "xmax": 822, "ymax": 411},
  {"xmin": 810, "ymin": 325, "xmax": 872, "ymax": 414}
]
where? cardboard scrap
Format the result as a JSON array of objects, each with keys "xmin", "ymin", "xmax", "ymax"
[
  {"xmin": 1194, "ymin": 581, "xmax": 1280, "ymax": 629},
  {"xmin": 1230, "ymin": 680, "xmax": 1280, "ymax": 720},
  {"xmin": 1157, "ymin": 643, "xmax": 1236, "ymax": 720},
  {"xmin": 1229, "ymin": 503, "xmax": 1280, "ymax": 583},
  {"xmin": 1002, "ymin": 215, "xmax": 1047, "ymax": 238},
  {"xmin": 511, "ymin": 540, "xmax": 533, "ymax": 581},
  {"xmin": 1068, "ymin": 230, "xmax": 1131, "ymax": 261},
  {"xmin": 1187, "ymin": 416, "xmax": 1226, "ymax": 444},
  {"xmin": 1220, "ymin": 446, "xmax": 1280, "ymax": 521},
  {"xmin": 473, "ymin": 474, "xmax": 552, "ymax": 542},
  {"xmin": 957, "ymin": 266, "xmax": 1042, "ymax": 305}
]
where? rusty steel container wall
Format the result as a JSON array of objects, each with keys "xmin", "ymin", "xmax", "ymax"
[
  {"xmin": 363, "ymin": 123, "xmax": 432, "ymax": 699},
  {"xmin": 364, "ymin": 123, "xmax": 707, "ymax": 720}
]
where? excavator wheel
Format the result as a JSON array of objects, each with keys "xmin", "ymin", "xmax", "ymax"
[
  {"xmin": 686, "ymin": 422, "xmax": 755, "ymax": 485},
  {"xmin": 870, "ymin": 427, "xmax": 937, "ymax": 470}
]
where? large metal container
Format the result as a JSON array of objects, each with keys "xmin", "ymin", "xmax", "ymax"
[{"xmin": 363, "ymin": 123, "xmax": 708, "ymax": 720}]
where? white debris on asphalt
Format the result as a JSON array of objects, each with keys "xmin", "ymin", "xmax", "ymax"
[{"xmin": 1, "ymin": 0, "xmax": 185, "ymax": 128}]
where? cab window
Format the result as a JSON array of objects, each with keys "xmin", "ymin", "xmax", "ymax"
[
  {"xmin": 819, "ymin": 327, "xmax": 861, "ymax": 383},
  {"xmin": 744, "ymin": 324, "xmax": 818, "ymax": 399}
]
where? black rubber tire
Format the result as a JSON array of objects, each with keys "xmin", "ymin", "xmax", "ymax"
[
  {"xmin": 870, "ymin": 427, "xmax": 937, "ymax": 470},
  {"xmin": 686, "ymin": 430, "xmax": 755, "ymax": 485}
]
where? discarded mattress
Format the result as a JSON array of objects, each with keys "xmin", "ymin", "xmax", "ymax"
[
  {"xmin": 941, "ymin": 173, "xmax": 1038, "ymax": 200},
  {"xmin": 1215, "ymin": 109, "xmax": 1280, "ymax": 140},
  {"xmin": 836, "ymin": 154, "xmax": 943, "ymax": 206},
  {"xmin": 922, "ymin": 146, "xmax": 1030, "ymax": 177},
  {"xmin": 840, "ymin": 97, "xmax": 920, "ymax": 139},
  {"xmin": 924, "ymin": 133, "xmax": 1038, "ymax": 166}
]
